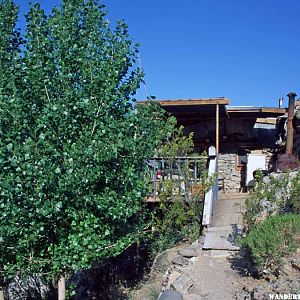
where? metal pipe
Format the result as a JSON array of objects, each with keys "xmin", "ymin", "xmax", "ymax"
[{"xmin": 286, "ymin": 92, "xmax": 297, "ymax": 154}]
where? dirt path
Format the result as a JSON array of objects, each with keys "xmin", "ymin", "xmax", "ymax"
[{"xmin": 185, "ymin": 252, "xmax": 243, "ymax": 300}]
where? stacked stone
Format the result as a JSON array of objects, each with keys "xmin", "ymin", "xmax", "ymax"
[{"xmin": 218, "ymin": 154, "xmax": 241, "ymax": 194}]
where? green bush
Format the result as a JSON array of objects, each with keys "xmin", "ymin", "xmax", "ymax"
[
  {"xmin": 245, "ymin": 170, "xmax": 300, "ymax": 229},
  {"xmin": 151, "ymin": 198, "xmax": 203, "ymax": 254},
  {"xmin": 239, "ymin": 214, "xmax": 300, "ymax": 270}
]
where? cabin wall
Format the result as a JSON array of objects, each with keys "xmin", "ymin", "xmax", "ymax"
[{"xmin": 218, "ymin": 153, "xmax": 242, "ymax": 193}]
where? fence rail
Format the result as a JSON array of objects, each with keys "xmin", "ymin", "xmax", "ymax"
[{"xmin": 145, "ymin": 156, "xmax": 208, "ymax": 202}]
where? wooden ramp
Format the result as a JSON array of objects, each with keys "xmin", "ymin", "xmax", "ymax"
[{"xmin": 203, "ymin": 193, "xmax": 247, "ymax": 250}]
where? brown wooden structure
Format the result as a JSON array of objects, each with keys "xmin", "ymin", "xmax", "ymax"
[{"xmin": 139, "ymin": 98, "xmax": 287, "ymax": 194}]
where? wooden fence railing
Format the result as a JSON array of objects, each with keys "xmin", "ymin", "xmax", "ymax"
[{"xmin": 145, "ymin": 156, "xmax": 208, "ymax": 202}]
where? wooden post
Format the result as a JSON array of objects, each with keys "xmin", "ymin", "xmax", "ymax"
[
  {"xmin": 58, "ymin": 276, "xmax": 66, "ymax": 300},
  {"xmin": 0, "ymin": 288, "xmax": 4, "ymax": 300},
  {"xmin": 216, "ymin": 104, "xmax": 220, "ymax": 154}
]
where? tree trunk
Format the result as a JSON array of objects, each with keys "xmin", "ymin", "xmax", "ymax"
[
  {"xmin": 58, "ymin": 276, "xmax": 66, "ymax": 300},
  {"xmin": 0, "ymin": 287, "xmax": 4, "ymax": 300}
]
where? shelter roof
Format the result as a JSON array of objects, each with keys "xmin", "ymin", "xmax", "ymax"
[{"xmin": 137, "ymin": 98, "xmax": 286, "ymax": 122}]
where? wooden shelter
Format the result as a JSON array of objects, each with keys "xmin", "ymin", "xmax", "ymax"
[{"xmin": 138, "ymin": 98, "xmax": 286, "ymax": 193}]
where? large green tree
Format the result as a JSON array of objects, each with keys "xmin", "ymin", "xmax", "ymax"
[{"xmin": 0, "ymin": 0, "xmax": 173, "ymax": 298}]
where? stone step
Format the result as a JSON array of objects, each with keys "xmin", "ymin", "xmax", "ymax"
[
  {"xmin": 202, "ymin": 229, "xmax": 240, "ymax": 250},
  {"xmin": 214, "ymin": 200, "xmax": 246, "ymax": 215},
  {"xmin": 211, "ymin": 213, "xmax": 243, "ymax": 226},
  {"xmin": 218, "ymin": 193, "xmax": 249, "ymax": 200},
  {"xmin": 207, "ymin": 224, "xmax": 242, "ymax": 232}
]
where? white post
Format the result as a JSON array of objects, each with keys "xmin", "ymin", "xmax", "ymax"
[{"xmin": 58, "ymin": 276, "xmax": 66, "ymax": 300}]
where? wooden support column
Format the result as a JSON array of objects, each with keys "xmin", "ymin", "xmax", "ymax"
[{"xmin": 216, "ymin": 104, "xmax": 219, "ymax": 154}]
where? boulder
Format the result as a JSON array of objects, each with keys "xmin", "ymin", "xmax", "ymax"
[
  {"xmin": 178, "ymin": 247, "xmax": 197, "ymax": 258},
  {"xmin": 171, "ymin": 255, "xmax": 189, "ymax": 266}
]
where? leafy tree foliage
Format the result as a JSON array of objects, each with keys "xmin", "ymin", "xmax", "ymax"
[{"xmin": 0, "ymin": 0, "xmax": 173, "ymax": 286}]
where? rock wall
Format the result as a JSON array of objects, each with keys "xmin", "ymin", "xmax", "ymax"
[
  {"xmin": 218, "ymin": 150, "xmax": 275, "ymax": 194},
  {"xmin": 263, "ymin": 149, "xmax": 276, "ymax": 171},
  {"xmin": 218, "ymin": 153, "xmax": 242, "ymax": 194}
]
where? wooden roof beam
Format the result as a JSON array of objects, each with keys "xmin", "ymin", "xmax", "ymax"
[{"xmin": 138, "ymin": 98, "xmax": 230, "ymax": 106}]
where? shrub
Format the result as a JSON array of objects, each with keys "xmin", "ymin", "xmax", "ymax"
[
  {"xmin": 239, "ymin": 214, "xmax": 300, "ymax": 271},
  {"xmin": 151, "ymin": 197, "xmax": 204, "ymax": 254},
  {"xmin": 245, "ymin": 170, "xmax": 300, "ymax": 229}
]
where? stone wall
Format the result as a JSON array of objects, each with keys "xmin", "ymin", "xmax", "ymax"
[
  {"xmin": 263, "ymin": 149, "xmax": 276, "ymax": 171},
  {"xmin": 218, "ymin": 153, "xmax": 242, "ymax": 194},
  {"xmin": 218, "ymin": 150, "xmax": 275, "ymax": 194}
]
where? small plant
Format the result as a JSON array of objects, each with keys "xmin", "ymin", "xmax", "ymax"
[{"xmin": 239, "ymin": 214, "xmax": 300, "ymax": 272}]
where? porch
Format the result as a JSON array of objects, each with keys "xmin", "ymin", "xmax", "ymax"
[{"xmin": 145, "ymin": 156, "xmax": 208, "ymax": 202}]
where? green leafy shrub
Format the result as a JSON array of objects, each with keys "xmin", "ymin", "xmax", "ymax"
[
  {"xmin": 239, "ymin": 214, "xmax": 300, "ymax": 271},
  {"xmin": 151, "ymin": 198, "xmax": 204, "ymax": 253},
  {"xmin": 245, "ymin": 170, "xmax": 300, "ymax": 229}
]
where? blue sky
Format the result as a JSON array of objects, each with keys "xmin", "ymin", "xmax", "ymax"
[{"xmin": 14, "ymin": 0, "xmax": 300, "ymax": 107}]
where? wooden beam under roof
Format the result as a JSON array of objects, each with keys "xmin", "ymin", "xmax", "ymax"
[
  {"xmin": 138, "ymin": 98, "xmax": 230, "ymax": 106},
  {"xmin": 261, "ymin": 107, "xmax": 286, "ymax": 114},
  {"xmin": 227, "ymin": 107, "xmax": 286, "ymax": 114}
]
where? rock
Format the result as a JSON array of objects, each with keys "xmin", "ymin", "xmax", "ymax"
[
  {"xmin": 171, "ymin": 273, "xmax": 193, "ymax": 294},
  {"xmin": 198, "ymin": 236, "xmax": 205, "ymax": 246},
  {"xmin": 242, "ymin": 286, "xmax": 251, "ymax": 293},
  {"xmin": 210, "ymin": 250, "xmax": 233, "ymax": 258},
  {"xmin": 158, "ymin": 289, "xmax": 183, "ymax": 300},
  {"xmin": 171, "ymin": 255, "xmax": 190, "ymax": 266},
  {"xmin": 250, "ymin": 288, "xmax": 265, "ymax": 300},
  {"xmin": 191, "ymin": 241, "xmax": 200, "ymax": 247},
  {"xmin": 166, "ymin": 270, "xmax": 181, "ymax": 288},
  {"xmin": 278, "ymin": 262, "xmax": 294, "ymax": 276},
  {"xmin": 178, "ymin": 247, "xmax": 197, "ymax": 258},
  {"xmin": 190, "ymin": 257, "xmax": 198, "ymax": 264},
  {"xmin": 291, "ymin": 258, "xmax": 300, "ymax": 271}
]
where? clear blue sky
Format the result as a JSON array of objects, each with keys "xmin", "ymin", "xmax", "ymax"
[{"xmin": 14, "ymin": 0, "xmax": 300, "ymax": 107}]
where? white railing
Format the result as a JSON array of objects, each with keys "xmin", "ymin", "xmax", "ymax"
[{"xmin": 202, "ymin": 156, "xmax": 218, "ymax": 226}]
